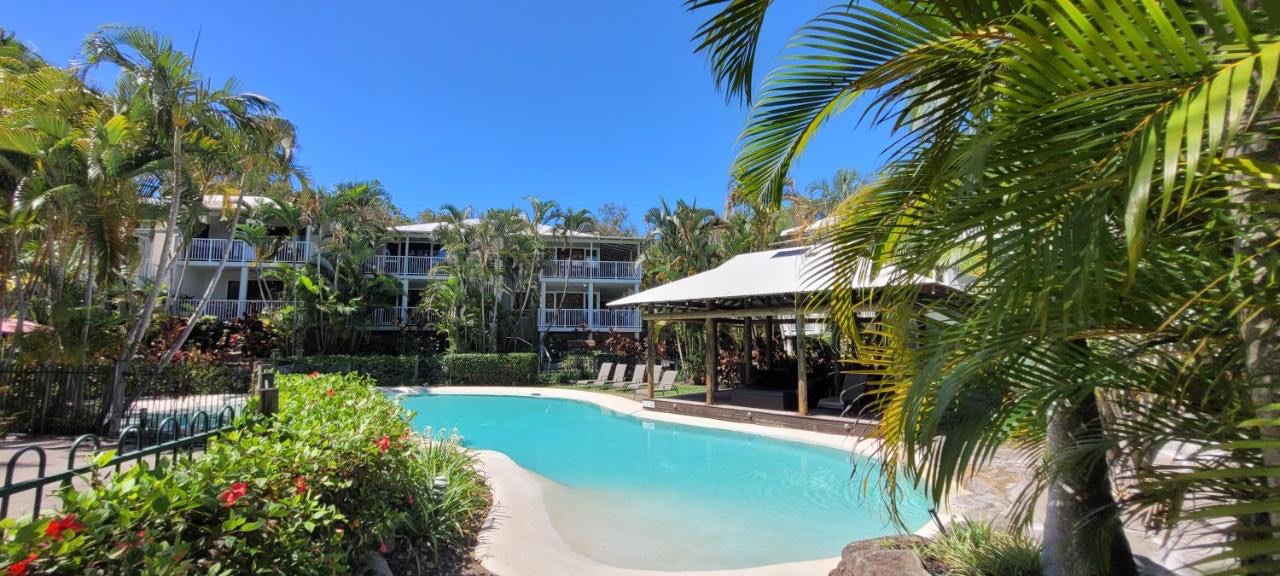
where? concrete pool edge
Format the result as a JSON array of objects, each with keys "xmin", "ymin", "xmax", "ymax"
[
  {"xmin": 474, "ymin": 450, "xmax": 838, "ymax": 576},
  {"xmin": 391, "ymin": 386, "xmax": 882, "ymax": 456},
  {"xmin": 391, "ymin": 386, "xmax": 937, "ymax": 576}
]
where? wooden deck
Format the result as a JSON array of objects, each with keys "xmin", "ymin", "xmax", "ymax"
[{"xmin": 643, "ymin": 391, "xmax": 877, "ymax": 436}]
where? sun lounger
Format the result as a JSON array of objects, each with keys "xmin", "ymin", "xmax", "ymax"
[
  {"xmin": 607, "ymin": 364, "xmax": 632, "ymax": 390},
  {"xmin": 576, "ymin": 362, "xmax": 613, "ymax": 387},
  {"xmin": 635, "ymin": 369, "xmax": 678, "ymax": 397},
  {"xmin": 626, "ymin": 366, "xmax": 656, "ymax": 391}
]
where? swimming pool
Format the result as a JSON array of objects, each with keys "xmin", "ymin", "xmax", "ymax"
[{"xmin": 402, "ymin": 393, "xmax": 930, "ymax": 571}]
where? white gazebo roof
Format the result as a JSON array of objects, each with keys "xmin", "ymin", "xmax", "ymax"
[{"xmin": 609, "ymin": 244, "xmax": 957, "ymax": 309}]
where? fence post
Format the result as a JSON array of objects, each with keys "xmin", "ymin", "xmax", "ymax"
[{"xmin": 252, "ymin": 362, "xmax": 278, "ymax": 417}]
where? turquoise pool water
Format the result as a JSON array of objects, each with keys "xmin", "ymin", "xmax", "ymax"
[{"xmin": 402, "ymin": 394, "xmax": 930, "ymax": 571}]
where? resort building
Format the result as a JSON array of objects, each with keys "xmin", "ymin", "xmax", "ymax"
[{"xmin": 137, "ymin": 196, "xmax": 644, "ymax": 338}]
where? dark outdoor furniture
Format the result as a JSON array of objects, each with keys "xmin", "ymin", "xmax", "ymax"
[
  {"xmin": 731, "ymin": 388, "xmax": 798, "ymax": 411},
  {"xmin": 816, "ymin": 374, "xmax": 868, "ymax": 417}
]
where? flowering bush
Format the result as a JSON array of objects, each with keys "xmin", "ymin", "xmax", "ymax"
[{"xmin": 0, "ymin": 373, "xmax": 488, "ymax": 575}]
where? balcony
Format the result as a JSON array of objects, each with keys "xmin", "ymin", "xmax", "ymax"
[
  {"xmin": 181, "ymin": 238, "xmax": 313, "ymax": 264},
  {"xmin": 169, "ymin": 299, "xmax": 290, "ymax": 322},
  {"xmin": 364, "ymin": 255, "xmax": 445, "ymax": 277},
  {"xmin": 541, "ymin": 260, "xmax": 640, "ymax": 281},
  {"xmin": 370, "ymin": 306, "xmax": 435, "ymax": 328},
  {"xmin": 538, "ymin": 308, "xmax": 641, "ymax": 332}
]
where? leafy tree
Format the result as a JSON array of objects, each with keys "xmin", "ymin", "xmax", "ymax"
[
  {"xmin": 691, "ymin": 0, "xmax": 1280, "ymax": 573},
  {"xmin": 594, "ymin": 202, "xmax": 636, "ymax": 236}
]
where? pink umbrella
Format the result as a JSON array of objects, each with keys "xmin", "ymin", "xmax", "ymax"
[{"xmin": 0, "ymin": 318, "xmax": 47, "ymax": 334}]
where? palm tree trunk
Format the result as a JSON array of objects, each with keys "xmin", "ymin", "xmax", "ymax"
[
  {"xmin": 1041, "ymin": 389, "xmax": 1137, "ymax": 576},
  {"xmin": 1230, "ymin": 188, "xmax": 1280, "ymax": 534},
  {"xmin": 81, "ymin": 247, "xmax": 94, "ymax": 363},
  {"xmin": 108, "ymin": 121, "xmax": 183, "ymax": 434},
  {"xmin": 157, "ymin": 192, "xmax": 247, "ymax": 367}
]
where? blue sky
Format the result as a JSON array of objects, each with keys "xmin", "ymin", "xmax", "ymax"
[{"xmin": 7, "ymin": 1, "xmax": 892, "ymax": 226}]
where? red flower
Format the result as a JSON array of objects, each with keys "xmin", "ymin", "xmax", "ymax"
[
  {"xmin": 6, "ymin": 553, "xmax": 36, "ymax": 576},
  {"xmin": 375, "ymin": 436, "xmax": 390, "ymax": 453},
  {"xmin": 377, "ymin": 541, "xmax": 389, "ymax": 555},
  {"xmin": 309, "ymin": 371, "xmax": 321, "ymax": 378},
  {"xmin": 43, "ymin": 514, "xmax": 83, "ymax": 540},
  {"xmin": 406, "ymin": 493, "xmax": 414, "ymax": 505},
  {"xmin": 326, "ymin": 388, "xmax": 335, "ymax": 397},
  {"xmin": 219, "ymin": 482, "xmax": 249, "ymax": 507},
  {"xmin": 293, "ymin": 476, "xmax": 308, "ymax": 495}
]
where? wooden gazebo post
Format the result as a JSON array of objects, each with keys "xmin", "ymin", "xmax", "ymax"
[
  {"xmin": 742, "ymin": 317, "xmax": 754, "ymax": 387},
  {"xmin": 645, "ymin": 318, "xmax": 657, "ymax": 399},
  {"xmin": 796, "ymin": 313, "xmax": 808, "ymax": 415},
  {"xmin": 763, "ymin": 316, "xmax": 774, "ymax": 369},
  {"xmin": 705, "ymin": 317, "xmax": 717, "ymax": 404}
]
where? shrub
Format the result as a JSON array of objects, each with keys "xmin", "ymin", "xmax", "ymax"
[
  {"xmin": 283, "ymin": 355, "xmax": 440, "ymax": 386},
  {"xmin": 914, "ymin": 520, "xmax": 1042, "ymax": 576},
  {"xmin": 439, "ymin": 353, "xmax": 538, "ymax": 386},
  {"xmin": 559, "ymin": 352, "xmax": 595, "ymax": 381},
  {"xmin": 0, "ymin": 373, "xmax": 488, "ymax": 575}
]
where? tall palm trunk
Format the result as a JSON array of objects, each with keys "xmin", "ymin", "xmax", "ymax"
[
  {"xmin": 1042, "ymin": 389, "xmax": 1137, "ymax": 576},
  {"xmin": 108, "ymin": 121, "xmax": 183, "ymax": 434},
  {"xmin": 1230, "ymin": 180, "xmax": 1280, "ymax": 534},
  {"xmin": 80, "ymin": 247, "xmax": 94, "ymax": 363},
  {"xmin": 158, "ymin": 190, "xmax": 247, "ymax": 366}
]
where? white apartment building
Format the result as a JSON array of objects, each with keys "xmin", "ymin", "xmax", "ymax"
[{"xmin": 138, "ymin": 197, "xmax": 643, "ymax": 339}]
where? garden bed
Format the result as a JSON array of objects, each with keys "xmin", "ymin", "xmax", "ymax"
[{"xmin": 0, "ymin": 373, "xmax": 490, "ymax": 575}]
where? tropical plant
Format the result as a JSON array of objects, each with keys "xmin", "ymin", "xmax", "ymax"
[
  {"xmin": 0, "ymin": 373, "xmax": 488, "ymax": 574},
  {"xmin": 690, "ymin": 0, "xmax": 1280, "ymax": 573}
]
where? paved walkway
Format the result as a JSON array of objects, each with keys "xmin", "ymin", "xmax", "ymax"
[{"xmin": 0, "ymin": 434, "xmax": 118, "ymax": 519}]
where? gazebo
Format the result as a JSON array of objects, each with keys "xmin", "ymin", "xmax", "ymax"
[{"xmin": 608, "ymin": 244, "xmax": 957, "ymax": 429}]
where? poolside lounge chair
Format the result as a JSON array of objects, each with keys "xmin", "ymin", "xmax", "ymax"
[
  {"xmin": 816, "ymin": 374, "xmax": 867, "ymax": 417},
  {"xmin": 625, "ymin": 365, "xmax": 653, "ymax": 392},
  {"xmin": 576, "ymin": 362, "xmax": 613, "ymax": 387},
  {"xmin": 607, "ymin": 364, "xmax": 632, "ymax": 390},
  {"xmin": 636, "ymin": 370, "xmax": 678, "ymax": 397}
]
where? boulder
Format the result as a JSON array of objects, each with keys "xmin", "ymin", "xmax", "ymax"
[{"xmin": 830, "ymin": 536, "xmax": 930, "ymax": 576}]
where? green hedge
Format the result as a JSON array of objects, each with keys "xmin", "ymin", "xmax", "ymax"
[
  {"xmin": 283, "ymin": 355, "xmax": 440, "ymax": 386},
  {"xmin": 0, "ymin": 373, "xmax": 488, "ymax": 574},
  {"xmin": 439, "ymin": 353, "xmax": 538, "ymax": 386}
]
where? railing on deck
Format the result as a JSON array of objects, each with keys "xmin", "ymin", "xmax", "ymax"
[
  {"xmin": 363, "ymin": 255, "xmax": 445, "ymax": 276},
  {"xmin": 370, "ymin": 307, "xmax": 435, "ymax": 328},
  {"xmin": 181, "ymin": 238, "xmax": 312, "ymax": 264},
  {"xmin": 169, "ymin": 299, "xmax": 290, "ymax": 322},
  {"xmin": 541, "ymin": 260, "xmax": 640, "ymax": 280},
  {"xmin": 539, "ymin": 308, "xmax": 641, "ymax": 330}
]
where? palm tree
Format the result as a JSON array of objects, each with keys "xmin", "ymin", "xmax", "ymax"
[
  {"xmin": 157, "ymin": 116, "xmax": 298, "ymax": 366},
  {"xmin": 83, "ymin": 26, "xmax": 275, "ymax": 429},
  {"xmin": 690, "ymin": 1, "xmax": 1280, "ymax": 573}
]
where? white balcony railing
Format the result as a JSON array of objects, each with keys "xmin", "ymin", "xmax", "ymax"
[
  {"xmin": 539, "ymin": 308, "xmax": 641, "ymax": 331},
  {"xmin": 364, "ymin": 255, "xmax": 445, "ymax": 276},
  {"xmin": 370, "ymin": 307, "xmax": 435, "ymax": 328},
  {"xmin": 541, "ymin": 260, "xmax": 640, "ymax": 281},
  {"xmin": 182, "ymin": 238, "xmax": 312, "ymax": 264},
  {"xmin": 169, "ymin": 299, "xmax": 290, "ymax": 321}
]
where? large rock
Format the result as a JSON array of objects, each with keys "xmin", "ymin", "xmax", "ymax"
[{"xmin": 830, "ymin": 536, "xmax": 930, "ymax": 576}]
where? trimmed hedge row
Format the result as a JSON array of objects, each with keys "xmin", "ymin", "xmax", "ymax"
[
  {"xmin": 283, "ymin": 355, "xmax": 440, "ymax": 386},
  {"xmin": 439, "ymin": 353, "xmax": 538, "ymax": 386}
]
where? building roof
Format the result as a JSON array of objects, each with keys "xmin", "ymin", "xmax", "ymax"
[
  {"xmin": 392, "ymin": 220, "xmax": 636, "ymax": 241},
  {"xmin": 609, "ymin": 244, "xmax": 958, "ymax": 309},
  {"xmin": 202, "ymin": 195, "xmax": 283, "ymax": 210}
]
